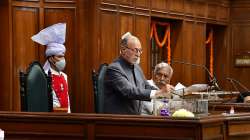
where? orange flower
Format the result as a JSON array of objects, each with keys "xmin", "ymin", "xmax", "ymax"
[
  {"xmin": 150, "ymin": 22, "xmax": 171, "ymax": 64},
  {"xmin": 205, "ymin": 30, "xmax": 214, "ymax": 78}
]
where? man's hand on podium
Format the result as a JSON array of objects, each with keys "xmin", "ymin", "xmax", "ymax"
[{"xmin": 155, "ymin": 84, "xmax": 174, "ymax": 99}]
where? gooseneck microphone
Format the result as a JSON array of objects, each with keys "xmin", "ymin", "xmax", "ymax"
[
  {"xmin": 226, "ymin": 78, "xmax": 239, "ymax": 92},
  {"xmin": 226, "ymin": 77, "xmax": 250, "ymax": 102},
  {"xmin": 226, "ymin": 77, "xmax": 249, "ymax": 92},
  {"xmin": 169, "ymin": 59, "xmax": 221, "ymax": 91}
]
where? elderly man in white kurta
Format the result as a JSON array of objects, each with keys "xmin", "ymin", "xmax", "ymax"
[{"xmin": 141, "ymin": 62, "xmax": 173, "ymax": 115}]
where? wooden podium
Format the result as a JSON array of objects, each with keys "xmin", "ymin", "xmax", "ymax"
[{"xmin": 0, "ymin": 111, "xmax": 250, "ymax": 140}]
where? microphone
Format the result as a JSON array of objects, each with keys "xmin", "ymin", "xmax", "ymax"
[
  {"xmin": 170, "ymin": 59, "xmax": 221, "ymax": 91},
  {"xmin": 226, "ymin": 77, "xmax": 249, "ymax": 92},
  {"xmin": 226, "ymin": 78, "xmax": 239, "ymax": 91},
  {"xmin": 226, "ymin": 77, "xmax": 250, "ymax": 102}
]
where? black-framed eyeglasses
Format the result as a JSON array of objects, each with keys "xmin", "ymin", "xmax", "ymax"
[{"xmin": 126, "ymin": 46, "xmax": 143, "ymax": 54}]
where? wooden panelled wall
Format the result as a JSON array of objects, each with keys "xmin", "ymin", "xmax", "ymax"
[
  {"xmin": 0, "ymin": 0, "xmax": 89, "ymax": 112},
  {"xmin": 1, "ymin": 0, "xmax": 249, "ymax": 113},
  {"xmin": 230, "ymin": 0, "xmax": 250, "ymax": 91},
  {"xmin": 0, "ymin": 0, "xmax": 11, "ymax": 112},
  {"xmin": 90, "ymin": 0, "xmax": 230, "ymax": 90}
]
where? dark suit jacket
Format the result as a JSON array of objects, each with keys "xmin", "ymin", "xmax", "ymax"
[{"xmin": 103, "ymin": 57, "xmax": 156, "ymax": 115}]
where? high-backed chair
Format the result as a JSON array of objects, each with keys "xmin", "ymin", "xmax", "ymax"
[
  {"xmin": 92, "ymin": 63, "xmax": 108, "ymax": 113},
  {"xmin": 19, "ymin": 61, "xmax": 53, "ymax": 112}
]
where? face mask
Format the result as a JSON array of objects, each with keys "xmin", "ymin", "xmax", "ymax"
[{"xmin": 55, "ymin": 58, "xmax": 66, "ymax": 71}]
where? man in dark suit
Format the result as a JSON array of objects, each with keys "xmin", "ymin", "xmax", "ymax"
[{"xmin": 103, "ymin": 32, "xmax": 173, "ymax": 115}]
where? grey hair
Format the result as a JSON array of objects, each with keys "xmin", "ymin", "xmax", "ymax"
[
  {"xmin": 120, "ymin": 37, "xmax": 128, "ymax": 48},
  {"xmin": 120, "ymin": 32, "xmax": 132, "ymax": 48},
  {"xmin": 154, "ymin": 62, "xmax": 173, "ymax": 78},
  {"xmin": 120, "ymin": 32, "xmax": 140, "ymax": 48}
]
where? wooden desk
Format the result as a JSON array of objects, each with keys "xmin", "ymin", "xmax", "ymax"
[
  {"xmin": 209, "ymin": 102, "xmax": 250, "ymax": 113},
  {"xmin": 0, "ymin": 111, "xmax": 249, "ymax": 140},
  {"xmin": 208, "ymin": 103, "xmax": 250, "ymax": 140}
]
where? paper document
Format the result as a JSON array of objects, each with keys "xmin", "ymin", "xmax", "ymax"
[{"xmin": 172, "ymin": 83, "xmax": 209, "ymax": 97}]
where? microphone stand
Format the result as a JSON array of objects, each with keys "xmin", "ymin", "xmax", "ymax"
[
  {"xmin": 226, "ymin": 78, "xmax": 240, "ymax": 92},
  {"xmin": 226, "ymin": 77, "xmax": 250, "ymax": 103},
  {"xmin": 226, "ymin": 77, "xmax": 249, "ymax": 92},
  {"xmin": 170, "ymin": 60, "xmax": 221, "ymax": 91}
]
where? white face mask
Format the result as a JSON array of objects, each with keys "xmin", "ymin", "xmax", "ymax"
[{"xmin": 55, "ymin": 58, "xmax": 66, "ymax": 71}]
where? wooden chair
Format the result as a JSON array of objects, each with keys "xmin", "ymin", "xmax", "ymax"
[
  {"xmin": 92, "ymin": 63, "xmax": 108, "ymax": 113},
  {"xmin": 19, "ymin": 61, "xmax": 53, "ymax": 112}
]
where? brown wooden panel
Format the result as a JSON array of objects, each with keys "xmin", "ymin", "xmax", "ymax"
[
  {"xmin": 230, "ymin": 1, "xmax": 250, "ymax": 90},
  {"xmin": 171, "ymin": 21, "xmax": 183, "ymax": 86},
  {"xmin": 231, "ymin": 1, "xmax": 250, "ymax": 21},
  {"xmin": 169, "ymin": 0, "xmax": 184, "ymax": 13},
  {"xmin": 202, "ymin": 124, "xmax": 224, "ymax": 140},
  {"xmin": 192, "ymin": 23, "xmax": 206, "ymax": 84},
  {"xmin": 45, "ymin": 0, "xmax": 76, "ymax": 2},
  {"xmin": 100, "ymin": 11, "xmax": 118, "ymax": 64},
  {"xmin": 77, "ymin": 0, "xmax": 90, "ymax": 113},
  {"xmin": 134, "ymin": 15, "xmax": 150, "ymax": 78},
  {"xmin": 151, "ymin": 0, "xmax": 168, "ymax": 11},
  {"xmin": 2, "ymin": 122, "xmax": 85, "ymax": 139},
  {"xmin": 0, "ymin": 0, "xmax": 11, "ymax": 111},
  {"xmin": 135, "ymin": 0, "xmax": 149, "ymax": 8},
  {"xmin": 44, "ymin": 8, "xmax": 77, "ymax": 112},
  {"xmin": 118, "ymin": 0, "xmax": 133, "ymax": 6},
  {"xmin": 96, "ymin": 124, "xmax": 196, "ymax": 140},
  {"xmin": 101, "ymin": 0, "xmax": 117, "ymax": 4},
  {"xmin": 231, "ymin": 7, "xmax": 250, "ymax": 21},
  {"xmin": 228, "ymin": 123, "xmax": 250, "ymax": 137},
  {"xmin": 207, "ymin": 4, "xmax": 217, "ymax": 19},
  {"xmin": 231, "ymin": 24, "xmax": 250, "ymax": 90},
  {"xmin": 213, "ymin": 25, "xmax": 228, "ymax": 89},
  {"xmin": 232, "ymin": 24, "xmax": 250, "ymax": 55},
  {"xmin": 231, "ymin": 68, "xmax": 250, "ymax": 92},
  {"xmin": 119, "ymin": 13, "xmax": 133, "ymax": 37},
  {"xmin": 182, "ymin": 21, "xmax": 194, "ymax": 85},
  {"xmin": 14, "ymin": 0, "xmax": 39, "ymax": 1},
  {"xmin": 184, "ymin": 0, "xmax": 193, "ymax": 16},
  {"xmin": 195, "ymin": 1, "xmax": 206, "ymax": 17},
  {"xmin": 217, "ymin": 6, "xmax": 229, "ymax": 21},
  {"xmin": 0, "ymin": 112, "xmax": 87, "ymax": 140},
  {"xmin": 12, "ymin": 7, "xmax": 39, "ymax": 111}
]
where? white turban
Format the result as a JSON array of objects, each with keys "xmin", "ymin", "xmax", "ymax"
[
  {"xmin": 31, "ymin": 23, "xmax": 66, "ymax": 72},
  {"xmin": 31, "ymin": 23, "xmax": 66, "ymax": 57}
]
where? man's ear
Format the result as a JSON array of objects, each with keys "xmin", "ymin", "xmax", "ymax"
[
  {"xmin": 48, "ymin": 56, "xmax": 52, "ymax": 62},
  {"xmin": 48, "ymin": 56, "xmax": 55, "ymax": 64},
  {"xmin": 120, "ymin": 47, "xmax": 126, "ymax": 54}
]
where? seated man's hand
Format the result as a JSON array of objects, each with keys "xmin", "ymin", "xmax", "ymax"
[
  {"xmin": 162, "ymin": 84, "xmax": 174, "ymax": 93},
  {"xmin": 155, "ymin": 84, "xmax": 174, "ymax": 99}
]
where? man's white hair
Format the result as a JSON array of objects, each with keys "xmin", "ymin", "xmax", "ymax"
[
  {"xmin": 121, "ymin": 32, "xmax": 132, "ymax": 40},
  {"xmin": 154, "ymin": 62, "xmax": 173, "ymax": 78},
  {"xmin": 120, "ymin": 32, "xmax": 132, "ymax": 47},
  {"xmin": 120, "ymin": 32, "xmax": 140, "ymax": 48}
]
